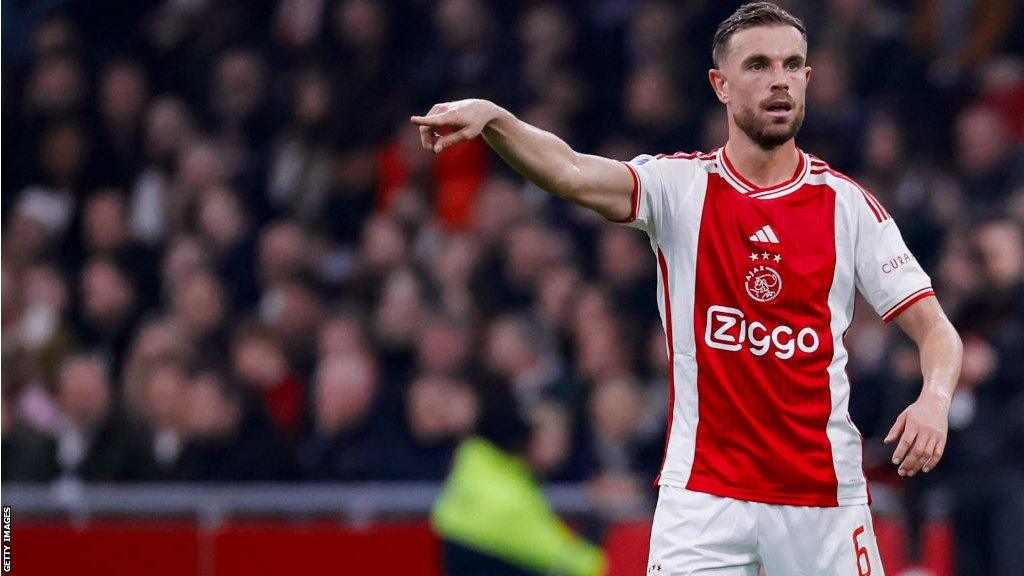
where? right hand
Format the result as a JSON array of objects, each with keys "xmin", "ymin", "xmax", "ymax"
[{"xmin": 410, "ymin": 99, "xmax": 500, "ymax": 154}]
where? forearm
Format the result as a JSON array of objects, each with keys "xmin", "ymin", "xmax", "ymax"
[
  {"xmin": 916, "ymin": 318, "xmax": 963, "ymax": 406},
  {"xmin": 481, "ymin": 106, "xmax": 588, "ymax": 199},
  {"xmin": 887, "ymin": 298, "xmax": 962, "ymax": 475},
  {"xmin": 412, "ymin": 99, "xmax": 633, "ymax": 220}
]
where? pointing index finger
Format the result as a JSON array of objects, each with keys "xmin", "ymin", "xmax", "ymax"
[{"xmin": 410, "ymin": 114, "xmax": 446, "ymax": 127}]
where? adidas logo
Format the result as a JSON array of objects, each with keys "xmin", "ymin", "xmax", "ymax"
[{"xmin": 749, "ymin": 225, "xmax": 779, "ymax": 244}]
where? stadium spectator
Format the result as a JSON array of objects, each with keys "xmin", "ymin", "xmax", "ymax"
[
  {"xmin": 483, "ymin": 313, "xmax": 571, "ymax": 409},
  {"xmin": 171, "ymin": 267, "xmax": 229, "ymax": 361},
  {"xmin": 231, "ymin": 320, "xmax": 306, "ymax": 441},
  {"xmin": 1, "ymin": 392, "xmax": 58, "ymax": 482},
  {"xmin": 301, "ymin": 350, "xmax": 389, "ymax": 480},
  {"xmin": 137, "ymin": 357, "xmax": 191, "ymax": 479},
  {"xmin": 395, "ymin": 373, "xmax": 479, "ymax": 479},
  {"xmin": 53, "ymin": 353, "xmax": 152, "ymax": 481},
  {"xmin": 416, "ymin": 314, "xmax": 472, "ymax": 377},
  {"xmin": 75, "ymin": 258, "xmax": 139, "ymax": 379},
  {"xmin": 175, "ymin": 367, "xmax": 299, "ymax": 481}
]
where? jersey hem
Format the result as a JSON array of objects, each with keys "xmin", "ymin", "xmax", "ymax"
[{"xmin": 656, "ymin": 473, "xmax": 868, "ymax": 507}]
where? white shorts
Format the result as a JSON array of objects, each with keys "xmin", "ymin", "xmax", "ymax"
[{"xmin": 648, "ymin": 485, "xmax": 885, "ymax": 576}]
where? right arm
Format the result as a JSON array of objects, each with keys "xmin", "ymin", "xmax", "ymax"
[{"xmin": 411, "ymin": 99, "xmax": 635, "ymax": 222}]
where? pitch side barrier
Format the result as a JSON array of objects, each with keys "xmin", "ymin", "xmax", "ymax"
[{"xmin": 1, "ymin": 482, "xmax": 620, "ymax": 523}]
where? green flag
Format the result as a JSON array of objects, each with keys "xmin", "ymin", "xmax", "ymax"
[{"xmin": 432, "ymin": 437, "xmax": 607, "ymax": 576}]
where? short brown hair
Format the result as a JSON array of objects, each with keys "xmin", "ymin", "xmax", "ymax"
[{"xmin": 712, "ymin": 2, "xmax": 806, "ymax": 67}]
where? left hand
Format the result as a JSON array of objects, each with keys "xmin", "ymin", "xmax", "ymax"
[{"xmin": 883, "ymin": 392, "xmax": 950, "ymax": 477}]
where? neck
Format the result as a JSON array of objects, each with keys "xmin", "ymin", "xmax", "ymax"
[{"xmin": 723, "ymin": 134, "xmax": 800, "ymax": 188}]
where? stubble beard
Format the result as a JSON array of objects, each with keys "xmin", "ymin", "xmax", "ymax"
[{"xmin": 733, "ymin": 103, "xmax": 805, "ymax": 151}]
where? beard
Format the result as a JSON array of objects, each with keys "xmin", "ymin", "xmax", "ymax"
[{"xmin": 733, "ymin": 101, "xmax": 805, "ymax": 150}]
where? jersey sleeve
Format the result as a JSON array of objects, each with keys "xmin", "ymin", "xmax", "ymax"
[
  {"xmin": 852, "ymin": 192, "xmax": 934, "ymax": 322},
  {"xmin": 608, "ymin": 154, "xmax": 696, "ymax": 240}
]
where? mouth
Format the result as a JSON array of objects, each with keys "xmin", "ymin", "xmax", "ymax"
[{"xmin": 763, "ymin": 100, "xmax": 794, "ymax": 116}]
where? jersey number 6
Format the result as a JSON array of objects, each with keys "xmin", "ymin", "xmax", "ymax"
[{"xmin": 852, "ymin": 525, "xmax": 872, "ymax": 576}]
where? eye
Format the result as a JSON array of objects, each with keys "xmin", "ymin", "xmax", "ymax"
[
  {"xmin": 749, "ymin": 62, "xmax": 765, "ymax": 71},
  {"xmin": 786, "ymin": 61, "xmax": 801, "ymax": 71}
]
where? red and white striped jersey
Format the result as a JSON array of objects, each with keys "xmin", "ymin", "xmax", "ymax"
[{"xmin": 614, "ymin": 147, "xmax": 933, "ymax": 507}]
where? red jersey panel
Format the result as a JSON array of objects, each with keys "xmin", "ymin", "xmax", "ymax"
[{"xmin": 689, "ymin": 172, "xmax": 839, "ymax": 506}]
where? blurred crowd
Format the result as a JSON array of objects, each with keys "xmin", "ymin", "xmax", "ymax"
[{"xmin": 1, "ymin": 0, "xmax": 1023, "ymax": 570}]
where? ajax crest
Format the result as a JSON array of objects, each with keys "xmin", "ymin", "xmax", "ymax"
[{"xmin": 745, "ymin": 265, "xmax": 782, "ymax": 302}]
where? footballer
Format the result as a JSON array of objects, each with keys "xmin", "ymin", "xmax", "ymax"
[{"xmin": 412, "ymin": 3, "xmax": 963, "ymax": 574}]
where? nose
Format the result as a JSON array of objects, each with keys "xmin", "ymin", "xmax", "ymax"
[{"xmin": 771, "ymin": 66, "xmax": 789, "ymax": 91}]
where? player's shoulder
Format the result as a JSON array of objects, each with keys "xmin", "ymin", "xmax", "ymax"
[
  {"xmin": 652, "ymin": 149, "xmax": 718, "ymax": 162},
  {"xmin": 628, "ymin": 148, "xmax": 718, "ymax": 174},
  {"xmin": 806, "ymin": 153, "xmax": 892, "ymax": 222},
  {"xmin": 806, "ymin": 153, "xmax": 866, "ymax": 198}
]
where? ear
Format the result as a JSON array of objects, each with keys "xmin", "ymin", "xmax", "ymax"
[
  {"xmin": 804, "ymin": 66, "xmax": 812, "ymax": 84},
  {"xmin": 708, "ymin": 68, "xmax": 729, "ymax": 104}
]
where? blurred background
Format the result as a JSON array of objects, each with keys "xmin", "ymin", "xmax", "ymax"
[{"xmin": 1, "ymin": 0, "xmax": 1022, "ymax": 575}]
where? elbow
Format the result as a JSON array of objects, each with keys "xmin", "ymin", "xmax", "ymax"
[{"xmin": 552, "ymin": 173, "xmax": 579, "ymax": 200}]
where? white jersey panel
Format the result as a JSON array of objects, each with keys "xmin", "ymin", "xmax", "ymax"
[
  {"xmin": 823, "ymin": 172, "xmax": 871, "ymax": 505},
  {"xmin": 619, "ymin": 153, "xmax": 711, "ymax": 487},
  {"xmin": 656, "ymin": 161, "xmax": 708, "ymax": 488}
]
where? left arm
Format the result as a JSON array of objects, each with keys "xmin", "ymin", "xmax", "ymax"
[{"xmin": 884, "ymin": 296, "xmax": 963, "ymax": 476}]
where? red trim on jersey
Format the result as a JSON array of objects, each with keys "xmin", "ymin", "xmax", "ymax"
[
  {"xmin": 610, "ymin": 161, "xmax": 641, "ymax": 223},
  {"xmin": 827, "ymin": 169, "xmax": 891, "ymax": 222},
  {"xmin": 862, "ymin": 188, "xmax": 890, "ymax": 220},
  {"xmin": 808, "ymin": 153, "xmax": 830, "ymax": 168},
  {"xmin": 721, "ymin": 147, "xmax": 806, "ymax": 192},
  {"xmin": 662, "ymin": 147, "xmax": 720, "ymax": 162},
  {"xmin": 655, "ymin": 151, "xmax": 698, "ymax": 159},
  {"xmin": 882, "ymin": 287, "xmax": 935, "ymax": 322},
  {"xmin": 653, "ymin": 246, "xmax": 675, "ymax": 487},
  {"xmin": 861, "ymin": 194, "xmax": 885, "ymax": 221}
]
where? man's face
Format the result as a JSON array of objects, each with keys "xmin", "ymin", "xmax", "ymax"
[
  {"xmin": 58, "ymin": 358, "xmax": 110, "ymax": 426},
  {"xmin": 712, "ymin": 25, "xmax": 810, "ymax": 150}
]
